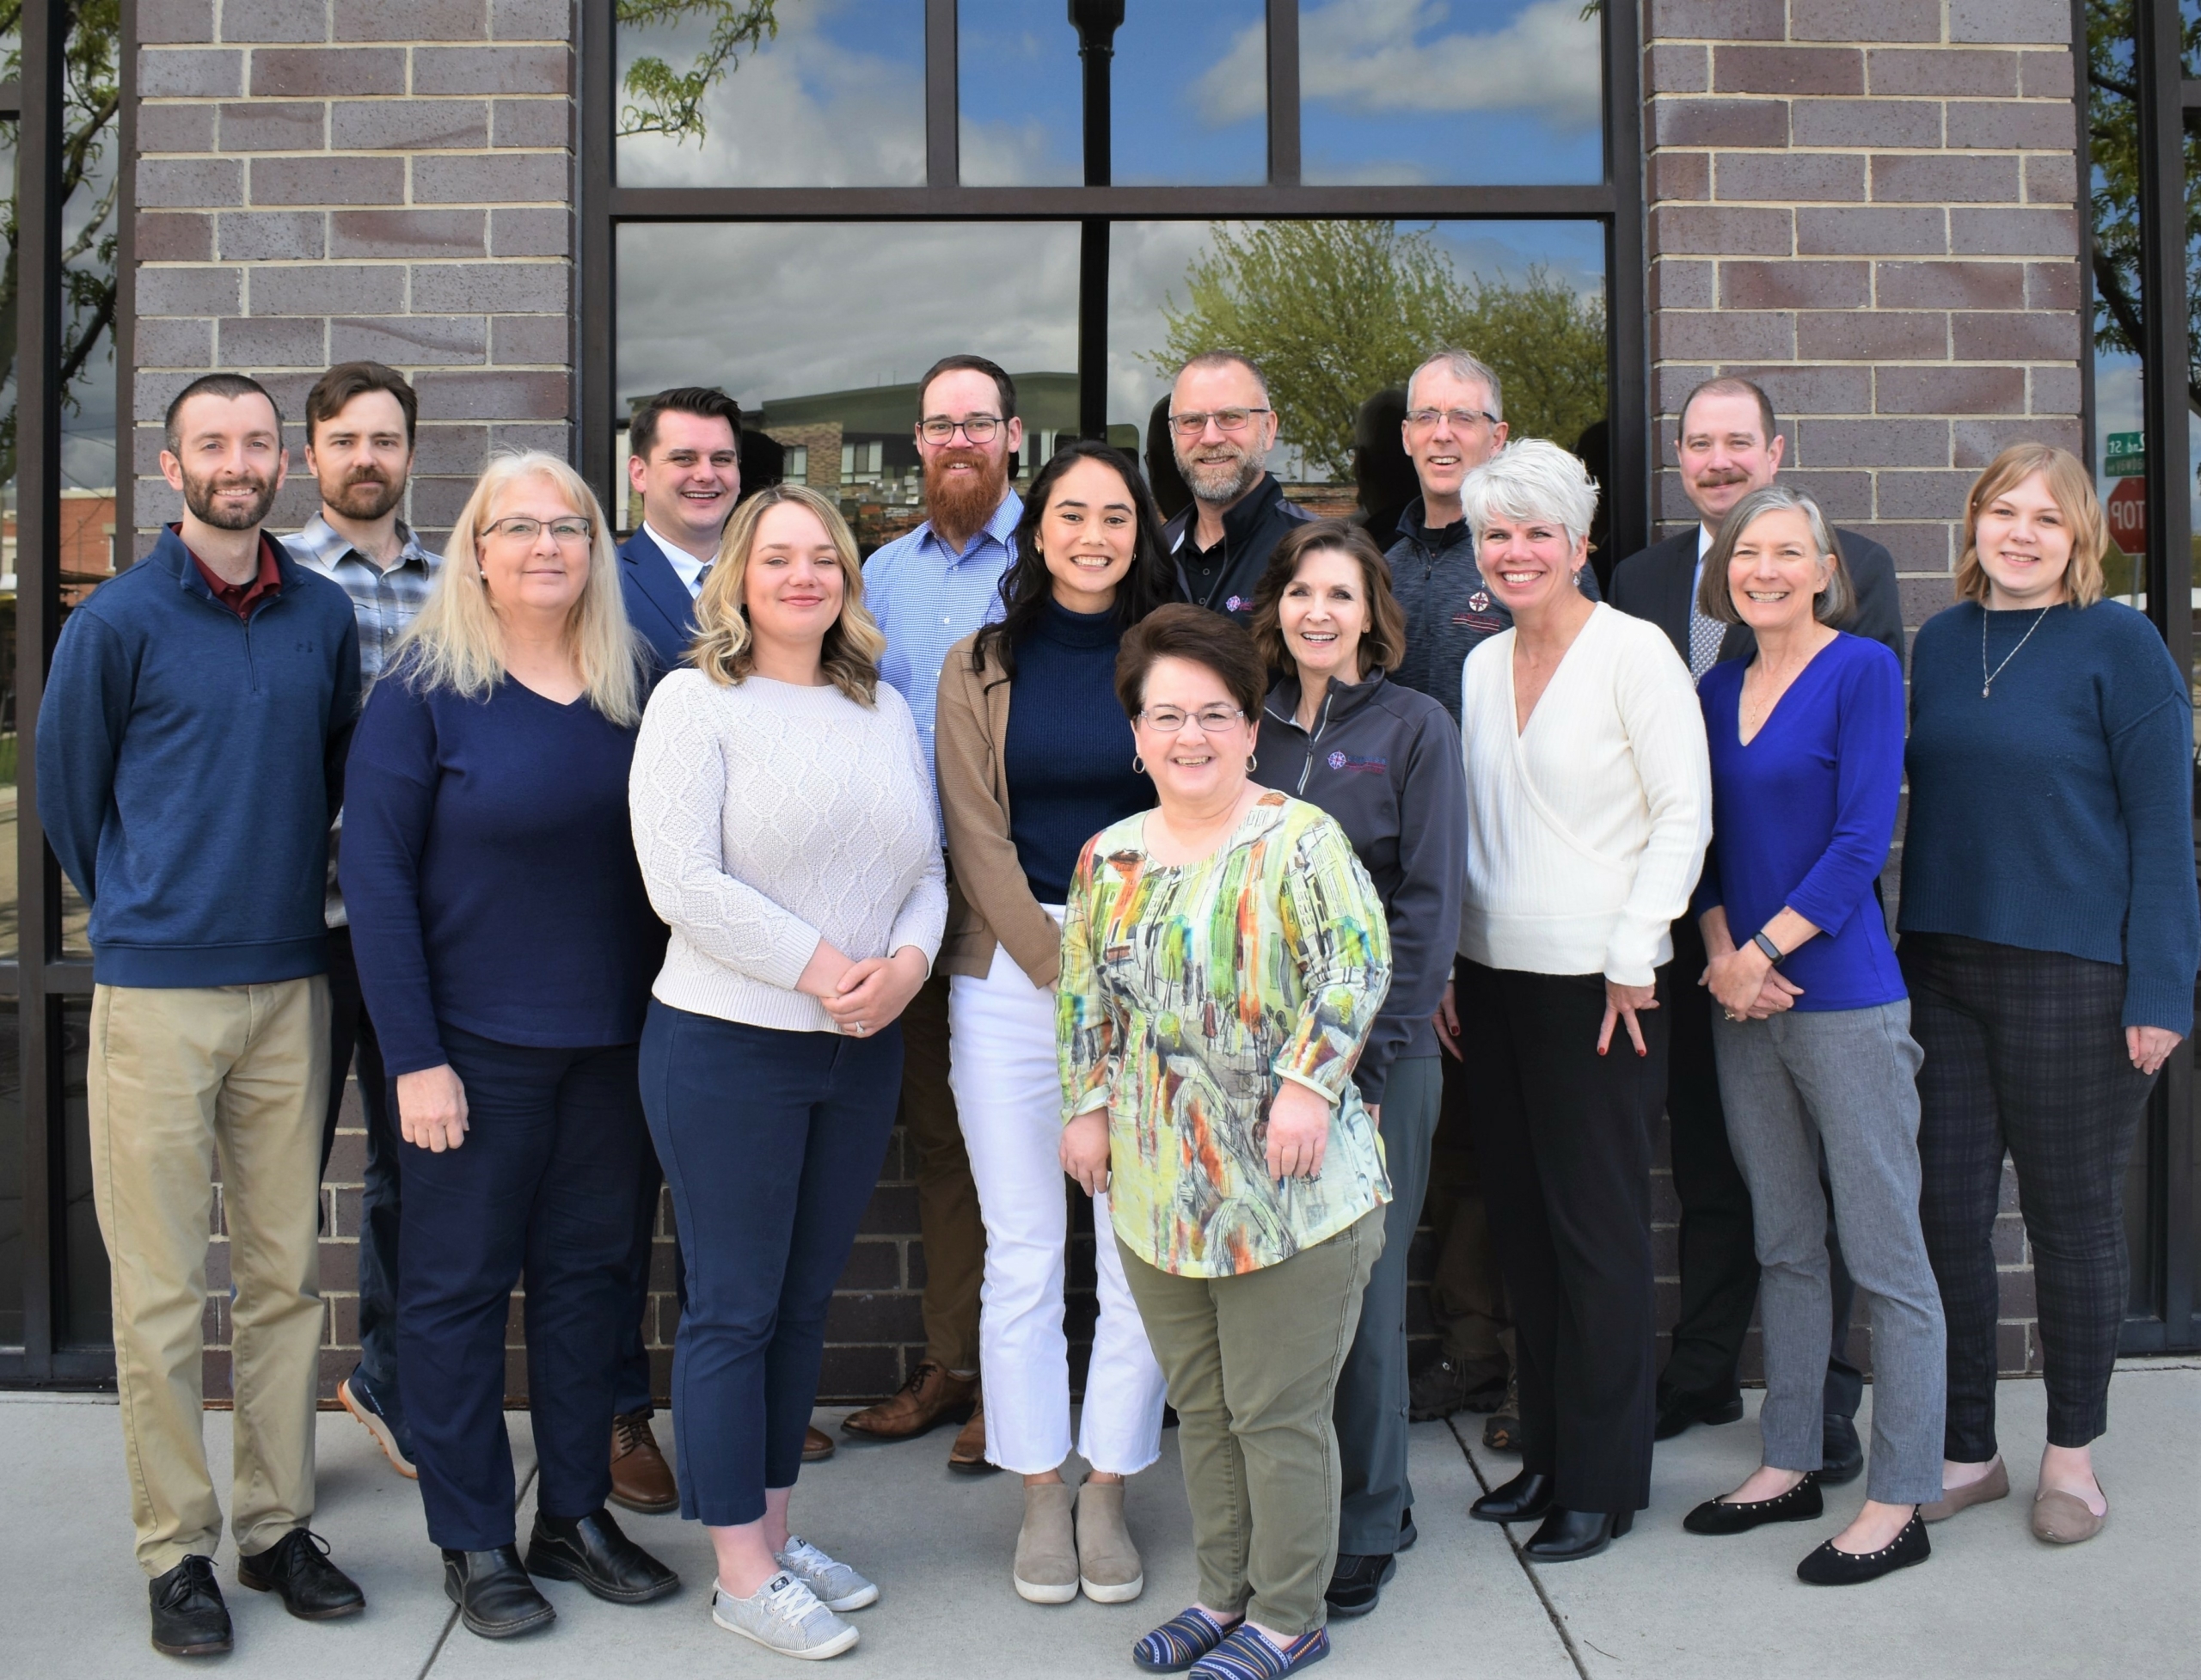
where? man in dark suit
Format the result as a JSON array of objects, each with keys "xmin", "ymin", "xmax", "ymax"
[
  {"xmin": 604, "ymin": 385, "xmax": 744, "ymax": 1512},
  {"xmin": 1609, "ymin": 376, "xmax": 1904, "ymax": 1486}
]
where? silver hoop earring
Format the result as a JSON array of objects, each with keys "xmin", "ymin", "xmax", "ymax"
[
  {"xmin": 1248, "ymin": 752, "xmax": 1259, "ymax": 772},
  {"xmin": 1132, "ymin": 754, "xmax": 1145, "ymax": 773}
]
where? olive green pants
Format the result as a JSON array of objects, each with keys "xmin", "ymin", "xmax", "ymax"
[{"xmin": 1119, "ymin": 1210, "xmax": 1384, "ymax": 1635}]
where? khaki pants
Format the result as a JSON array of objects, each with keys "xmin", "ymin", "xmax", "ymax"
[
  {"xmin": 88, "ymin": 979, "xmax": 330, "ymax": 1575},
  {"xmin": 1120, "ymin": 1210, "xmax": 1384, "ymax": 1636},
  {"xmin": 898, "ymin": 972, "xmax": 985, "ymax": 1372}
]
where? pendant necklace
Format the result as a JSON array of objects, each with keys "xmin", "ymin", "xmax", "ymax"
[{"xmin": 1981, "ymin": 604, "xmax": 2051, "ymax": 698}]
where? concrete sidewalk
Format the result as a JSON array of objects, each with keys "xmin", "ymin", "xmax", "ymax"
[{"xmin": 3, "ymin": 1364, "xmax": 2194, "ymax": 1678}]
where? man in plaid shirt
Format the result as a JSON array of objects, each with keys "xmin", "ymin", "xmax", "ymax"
[{"xmin": 282, "ymin": 362, "xmax": 438, "ymax": 1485}]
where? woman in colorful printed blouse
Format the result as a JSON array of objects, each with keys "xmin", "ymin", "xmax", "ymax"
[{"xmin": 1058, "ymin": 604, "xmax": 1394, "ymax": 1680}]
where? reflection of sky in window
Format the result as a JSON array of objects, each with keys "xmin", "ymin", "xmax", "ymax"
[
  {"xmin": 615, "ymin": 0, "xmax": 923, "ymax": 187},
  {"xmin": 1296, "ymin": 0, "xmax": 1603, "ymax": 185},
  {"xmin": 1108, "ymin": 218, "xmax": 1603, "ymax": 471},
  {"xmin": 959, "ymin": 2, "xmax": 1266, "ymax": 186}
]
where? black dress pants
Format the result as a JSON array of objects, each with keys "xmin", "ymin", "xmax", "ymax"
[{"xmin": 1461, "ymin": 960, "xmax": 1661, "ymax": 1514}]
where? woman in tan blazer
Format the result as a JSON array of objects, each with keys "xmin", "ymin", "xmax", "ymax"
[{"xmin": 934, "ymin": 440, "xmax": 1180, "ymax": 1609}]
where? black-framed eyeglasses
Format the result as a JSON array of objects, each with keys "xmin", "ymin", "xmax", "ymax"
[
  {"xmin": 1168, "ymin": 407, "xmax": 1272, "ymax": 438},
  {"xmin": 1405, "ymin": 407, "xmax": 1500, "ymax": 432},
  {"xmin": 918, "ymin": 414, "xmax": 1004, "ymax": 445}
]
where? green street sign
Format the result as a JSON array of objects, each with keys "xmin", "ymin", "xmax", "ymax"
[{"xmin": 2106, "ymin": 432, "xmax": 2146, "ymax": 477}]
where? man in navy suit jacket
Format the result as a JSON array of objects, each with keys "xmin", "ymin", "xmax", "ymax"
[
  {"xmin": 607, "ymin": 385, "xmax": 742, "ymax": 1513},
  {"xmin": 618, "ymin": 385, "xmax": 743, "ymax": 666}
]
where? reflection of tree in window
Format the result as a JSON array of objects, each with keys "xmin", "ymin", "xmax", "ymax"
[
  {"xmin": 1150, "ymin": 221, "xmax": 1605, "ymax": 481},
  {"xmin": 616, "ymin": 0, "xmax": 777, "ymax": 143},
  {"xmin": 2085, "ymin": 1, "xmax": 2201, "ymax": 416}
]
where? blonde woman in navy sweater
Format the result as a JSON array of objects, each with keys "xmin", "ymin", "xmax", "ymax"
[
  {"xmin": 933, "ymin": 442, "xmax": 1180, "ymax": 1608},
  {"xmin": 1902, "ymin": 444, "xmax": 2198, "ymax": 1547}
]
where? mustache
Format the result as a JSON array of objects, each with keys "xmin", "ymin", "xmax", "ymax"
[
  {"xmin": 927, "ymin": 446, "xmax": 990, "ymax": 475},
  {"xmin": 1694, "ymin": 468, "xmax": 1751, "ymax": 487}
]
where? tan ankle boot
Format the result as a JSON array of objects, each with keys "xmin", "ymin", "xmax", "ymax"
[
  {"xmin": 1014, "ymin": 1482, "xmax": 1079, "ymax": 1604},
  {"xmin": 1075, "ymin": 1479, "xmax": 1143, "ymax": 1603}
]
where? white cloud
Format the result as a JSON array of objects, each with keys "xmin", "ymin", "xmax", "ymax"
[{"xmin": 1198, "ymin": 0, "xmax": 1600, "ymax": 128}]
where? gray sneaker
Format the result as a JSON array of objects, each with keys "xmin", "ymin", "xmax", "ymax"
[
  {"xmin": 711, "ymin": 1572, "xmax": 858, "ymax": 1661},
  {"xmin": 776, "ymin": 1536, "xmax": 879, "ymax": 1612}
]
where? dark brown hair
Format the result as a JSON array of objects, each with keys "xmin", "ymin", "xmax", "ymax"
[
  {"xmin": 1248, "ymin": 519, "xmax": 1408, "ymax": 676},
  {"xmin": 917, "ymin": 354, "xmax": 1018, "ymax": 420},
  {"xmin": 164, "ymin": 372, "xmax": 280, "ymax": 454},
  {"xmin": 1678, "ymin": 375, "xmax": 1777, "ymax": 449},
  {"xmin": 304, "ymin": 360, "xmax": 418, "ymax": 447},
  {"xmin": 630, "ymin": 386, "xmax": 743, "ymax": 463},
  {"xmin": 1113, "ymin": 604, "xmax": 1266, "ymax": 722}
]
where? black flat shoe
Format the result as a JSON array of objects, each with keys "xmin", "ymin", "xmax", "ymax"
[
  {"xmin": 1818, "ymin": 1415, "xmax": 1865, "ymax": 1487},
  {"xmin": 237, "ymin": 1527, "xmax": 365, "ymax": 1619},
  {"xmin": 1523, "ymin": 1507, "xmax": 1634, "ymax": 1561},
  {"xmin": 1323, "ymin": 1552, "xmax": 1395, "ymax": 1617},
  {"xmin": 443, "ymin": 1545, "xmax": 556, "ymax": 1639},
  {"xmin": 1397, "ymin": 1506, "xmax": 1418, "ymax": 1551},
  {"xmin": 1797, "ymin": 1511, "xmax": 1929, "ymax": 1585},
  {"xmin": 1654, "ymin": 1385, "xmax": 1744, "ymax": 1441},
  {"xmin": 1683, "ymin": 1474, "xmax": 1823, "ymax": 1536},
  {"xmin": 1470, "ymin": 1469, "xmax": 1553, "ymax": 1524},
  {"xmin": 525, "ymin": 1507, "xmax": 680, "ymax": 1604},
  {"xmin": 149, "ymin": 1555, "xmax": 232, "ymax": 1657}
]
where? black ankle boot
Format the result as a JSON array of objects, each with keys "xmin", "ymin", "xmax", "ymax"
[
  {"xmin": 1523, "ymin": 1507, "xmax": 1634, "ymax": 1561},
  {"xmin": 1470, "ymin": 1469, "xmax": 1554, "ymax": 1524},
  {"xmin": 442, "ymin": 1545, "xmax": 556, "ymax": 1639},
  {"xmin": 525, "ymin": 1507, "xmax": 679, "ymax": 1604}
]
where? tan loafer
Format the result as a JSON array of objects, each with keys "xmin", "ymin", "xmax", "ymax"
[
  {"xmin": 1014, "ymin": 1482, "xmax": 1080, "ymax": 1604},
  {"xmin": 2032, "ymin": 1484, "xmax": 2106, "ymax": 1545},
  {"xmin": 1921, "ymin": 1456, "xmax": 2008, "ymax": 1523},
  {"xmin": 947, "ymin": 1395, "xmax": 996, "ymax": 1475},
  {"xmin": 1075, "ymin": 1479, "xmax": 1143, "ymax": 1603}
]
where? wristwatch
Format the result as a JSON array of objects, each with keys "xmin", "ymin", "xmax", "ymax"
[{"xmin": 1751, "ymin": 930, "xmax": 1785, "ymax": 964}]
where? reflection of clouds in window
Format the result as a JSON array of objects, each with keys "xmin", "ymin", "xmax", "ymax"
[
  {"xmin": 616, "ymin": 223, "xmax": 1079, "ymax": 409},
  {"xmin": 958, "ymin": 3, "xmax": 1081, "ymax": 186},
  {"xmin": 616, "ymin": 0, "xmax": 923, "ymax": 187}
]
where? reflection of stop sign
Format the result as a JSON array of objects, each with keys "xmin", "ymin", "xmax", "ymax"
[{"xmin": 2106, "ymin": 477, "xmax": 2147, "ymax": 555}]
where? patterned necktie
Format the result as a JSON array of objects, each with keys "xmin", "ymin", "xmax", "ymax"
[
  {"xmin": 1688, "ymin": 602, "xmax": 1724, "ymax": 684},
  {"xmin": 694, "ymin": 561, "xmax": 713, "ymax": 599}
]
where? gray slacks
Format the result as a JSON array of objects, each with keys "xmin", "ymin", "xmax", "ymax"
[
  {"xmin": 1711, "ymin": 1001, "xmax": 1946, "ymax": 1506},
  {"xmin": 1333, "ymin": 1056, "xmax": 1441, "ymax": 1554}
]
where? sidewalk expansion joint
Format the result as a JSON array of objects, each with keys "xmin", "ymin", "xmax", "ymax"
[{"xmin": 1446, "ymin": 1414, "xmax": 1594, "ymax": 1680}]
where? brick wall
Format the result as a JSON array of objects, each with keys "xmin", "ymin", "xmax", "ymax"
[{"xmin": 1642, "ymin": 0, "xmax": 2081, "ymax": 1376}]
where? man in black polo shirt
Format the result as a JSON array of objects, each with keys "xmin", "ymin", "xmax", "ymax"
[{"xmin": 1162, "ymin": 350, "xmax": 1312, "ymax": 622}]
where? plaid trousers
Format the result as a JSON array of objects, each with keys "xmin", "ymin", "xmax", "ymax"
[{"xmin": 1901, "ymin": 934, "xmax": 2158, "ymax": 1458}]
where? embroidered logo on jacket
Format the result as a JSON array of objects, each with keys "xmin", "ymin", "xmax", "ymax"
[{"xmin": 1326, "ymin": 751, "xmax": 1388, "ymax": 774}]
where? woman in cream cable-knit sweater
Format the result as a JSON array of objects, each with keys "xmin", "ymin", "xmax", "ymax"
[
  {"xmin": 628, "ymin": 483, "xmax": 946, "ymax": 1663},
  {"xmin": 1454, "ymin": 441, "xmax": 1711, "ymax": 1565}
]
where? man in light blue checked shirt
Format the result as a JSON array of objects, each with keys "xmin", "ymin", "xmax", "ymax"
[
  {"xmin": 838, "ymin": 355, "xmax": 1023, "ymax": 1468},
  {"xmin": 282, "ymin": 362, "xmax": 438, "ymax": 1487}
]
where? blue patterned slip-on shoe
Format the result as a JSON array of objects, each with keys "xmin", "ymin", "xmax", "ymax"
[
  {"xmin": 1134, "ymin": 1606, "xmax": 1237, "ymax": 1673},
  {"xmin": 1189, "ymin": 1625, "xmax": 1330, "ymax": 1680}
]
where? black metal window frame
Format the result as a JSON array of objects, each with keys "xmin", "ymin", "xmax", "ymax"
[
  {"xmin": 2, "ymin": 0, "xmax": 133, "ymax": 1383},
  {"xmin": 574, "ymin": 0, "xmax": 1650, "ymax": 563}
]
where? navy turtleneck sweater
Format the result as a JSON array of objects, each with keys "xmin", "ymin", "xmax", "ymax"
[{"xmin": 1003, "ymin": 598, "xmax": 1150, "ymax": 904}]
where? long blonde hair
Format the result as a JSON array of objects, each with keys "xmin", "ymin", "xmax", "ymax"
[
  {"xmin": 1955, "ymin": 443, "xmax": 2107, "ymax": 610},
  {"xmin": 392, "ymin": 451, "xmax": 644, "ymax": 726},
  {"xmin": 690, "ymin": 482, "xmax": 886, "ymax": 704}
]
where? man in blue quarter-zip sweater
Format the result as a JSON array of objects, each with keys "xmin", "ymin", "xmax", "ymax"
[{"xmin": 38, "ymin": 374, "xmax": 365, "ymax": 1659}]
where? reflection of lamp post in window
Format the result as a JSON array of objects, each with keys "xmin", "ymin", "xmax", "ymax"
[{"xmin": 1071, "ymin": 2, "xmax": 1124, "ymax": 442}]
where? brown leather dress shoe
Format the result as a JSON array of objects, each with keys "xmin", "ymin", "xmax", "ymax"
[
  {"xmin": 609, "ymin": 1409, "xmax": 678, "ymax": 1513},
  {"xmin": 803, "ymin": 1425, "xmax": 836, "ymax": 1463},
  {"xmin": 947, "ymin": 1395, "xmax": 996, "ymax": 1474},
  {"xmin": 839, "ymin": 1360, "xmax": 978, "ymax": 1442}
]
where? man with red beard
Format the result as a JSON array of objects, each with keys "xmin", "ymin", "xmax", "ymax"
[
  {"xmin": 1609, "ymin": 376, "xmax": 1903, "ymax": 1484},
  {"xmin": 285, "ymin": 364, "xmax": 437, "ymax": 1489},
  {"xmin": 1163, "ymin": 350, "xmax": 1312, "ymax": 623},
  {"xmin": 838, "ymin": 355, "xmax": 1024, "ymax": 1469}
]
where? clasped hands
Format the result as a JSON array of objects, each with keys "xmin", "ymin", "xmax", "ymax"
[
  {"xmin": 1700, "ymin": 940, "xmax": 1803, "ymax": 1021},
  {"xmin": 1060, "ymin": 1077, "xmax": 1335, "ymax": 1195},
  {"xmin": 796, "ymin": 938, "xmax": 929, "ymax": 1037}
]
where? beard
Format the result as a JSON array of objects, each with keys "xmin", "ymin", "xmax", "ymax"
[
  {"xmin": 180, "ymin": 461, "xmax": 280, "ymax": 531},
  {"xmin": 923, "ymin": 445, "xmax": 1011, "ymax": 539},
  {"xmin": 1175, "ymin": 438, "xmax": 1265, "ymax": 506},
  {"xmin": 322, "ymin": 468, "xmax": 405, "ymax": 522}
]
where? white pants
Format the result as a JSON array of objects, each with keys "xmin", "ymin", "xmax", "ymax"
[{"xmin": 949, "ymin": 935, "xmax": 1168, "ymax": 1475}]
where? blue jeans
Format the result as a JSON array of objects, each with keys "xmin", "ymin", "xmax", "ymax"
[
  {"xmin": 639, "ymin": 1002, "xmax": 902, "ymax": 1527},
  {"xmin": 398, "ymin": 1027, "xmax": 648, "ymax": 1549}
]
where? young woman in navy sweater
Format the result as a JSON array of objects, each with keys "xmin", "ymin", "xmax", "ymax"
[
  {"xmin": 1902, "ymin": 445, "xmax": 2198, "ymax": 1547},
  {"xmin": 932, "ymin": 441, "xmax": 1179, "ymax": 1608}
]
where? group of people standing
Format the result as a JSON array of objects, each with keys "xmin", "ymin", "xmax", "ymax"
[{"xmin": 46, "ymin": 340, "xmax": 2193, "ymax": 1673}]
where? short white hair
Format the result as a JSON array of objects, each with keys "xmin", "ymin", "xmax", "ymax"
[
  {"xmin": 1406, "ymin": 348, "xmax": 1503, "ymax": 420},
  {"xmin": 1458, "ymin": 438, "xmax": 1599, "ymax": 551}
]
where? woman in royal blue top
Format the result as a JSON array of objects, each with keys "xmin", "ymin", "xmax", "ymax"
[
  {"xmin": 341, "ymin": 452, "xmax": 676, "ymax": 1639},
  {"xmin": 1900, "ymin": 445, "xmax": 2198, "ymax": 1548},
  {"xmin": 1681, "ymin": 486, "xmax": 1945, "ymax": 1588},
  {"xmin": 932, "ymin": 441, "xmax": 1179, "ymax": 1608}
]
